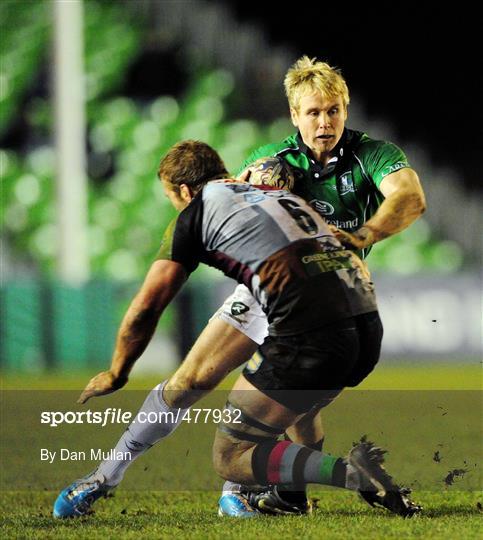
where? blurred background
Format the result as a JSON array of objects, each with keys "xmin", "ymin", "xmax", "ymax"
[{"xmin": 1, "ymin": 0, "xmax": 481, "ymax": 374}]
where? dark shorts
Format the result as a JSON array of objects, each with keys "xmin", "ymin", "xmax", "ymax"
[{"xmin": 243, "ymin": 311, "xmax": 383, "ymax": 414}]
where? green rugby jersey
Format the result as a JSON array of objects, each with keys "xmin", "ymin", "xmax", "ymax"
[{"xmin": 237, "ymin": 129, "xmax": 410, "ymax": 258}]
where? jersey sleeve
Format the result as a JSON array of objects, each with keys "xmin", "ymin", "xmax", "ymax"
[
  {"xmin": 155, "ymin": 199, "xmax": 203, "ymax": 274},
  {"xmin": 362, "ymin": 140, "xmax": 411, "ymax": 189}
]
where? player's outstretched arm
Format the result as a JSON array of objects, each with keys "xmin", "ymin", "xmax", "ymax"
[
  {"xmin": 78, "ymin": 260, "xmax": 187, "ymax": 404},
  {"xmin": 334, "ymin": 168, "xmax": 426, "ymax": 250}
]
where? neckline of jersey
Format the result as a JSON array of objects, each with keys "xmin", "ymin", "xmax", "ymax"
[{"xmin": 296, "ymin": 129, "xmax": 348, "ymax": 178}]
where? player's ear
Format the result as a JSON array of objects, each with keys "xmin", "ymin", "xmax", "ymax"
[
  {"xmin": 179, "ymin": 183, "xmax": 193, "ymax": 204},
  {"xmin": 290, "ymin": 107, "xmax": 299, "ymax": 127}
]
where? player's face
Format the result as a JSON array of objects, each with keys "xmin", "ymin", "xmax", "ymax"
[
  {"xmin": 291, "ymin": 93, "xmax": 347, "ymax": 163},
  {"xmin": 162, "ymin": 179, "xmax": 189, "ymax": 211}
]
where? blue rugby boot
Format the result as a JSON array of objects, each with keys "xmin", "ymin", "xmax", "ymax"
[
  {"xmin": 218, "ymin": 492, "xmax": 258, "ymax": 518},
  {"xmin": 53, "ymin": 470, "xmax": 112, "ymax": 518}
]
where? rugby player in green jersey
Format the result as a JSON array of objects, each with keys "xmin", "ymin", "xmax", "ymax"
[{"xmin": 239, "ymin": 56, "xmax": 426, "ymax": 259}]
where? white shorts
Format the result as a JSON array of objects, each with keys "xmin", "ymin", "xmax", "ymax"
[{"xmin": 210, "ymin": 284, "xmax": 269, "ymax": 345}]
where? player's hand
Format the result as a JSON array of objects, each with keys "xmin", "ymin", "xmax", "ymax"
[
  {"xmin": 77, "ymin": 370, "xmax": 128, "ymax": 404},
  {"xmin": 330, "ymin": 226, "xmax": 375, "ymax": 250}
]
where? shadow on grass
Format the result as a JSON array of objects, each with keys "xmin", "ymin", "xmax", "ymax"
[
  {"xmin": 423, "ymin": 503, "xmax": 482, "ymax": 518},
  {"xmin": 0, "ymin": 510, "xmax": 225, "ymax": 531},
  {"xmin": 315, "ymin": 500, "xmax": 483, "ymax": 518}
]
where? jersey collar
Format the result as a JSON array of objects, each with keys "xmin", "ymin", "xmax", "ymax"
[{"xmin": 296, "ymin": 129, "xmax": 348, "ymax": 178}]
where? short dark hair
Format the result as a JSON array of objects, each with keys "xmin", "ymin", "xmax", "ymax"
[{"xmin": 157, "ymin": 140, "xmax": 229, "ymax": 195}]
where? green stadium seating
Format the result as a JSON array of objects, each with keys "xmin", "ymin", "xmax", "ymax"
[
  {"xmin": 1, "ymin": 2, "xmax": 465, "ymax": 280},
  {"xmin": 0, "ymin": 1, "xmax": 49, "ymax": 135}
]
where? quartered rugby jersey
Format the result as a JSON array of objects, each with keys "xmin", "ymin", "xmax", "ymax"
[
  {"xmin": 237, "ymin": 129, "xmax": 410, "ymax": 258},
  {"xmin": 156, "ymin": 180, "xmax": 377, "ymax": 336}
]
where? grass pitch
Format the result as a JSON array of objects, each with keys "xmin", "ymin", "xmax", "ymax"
[
  {"xmin": 1, "ymin": 490, "xmax": 482, "ymax": 539},
  {"xmin": 1, "ymin": 364, "xmax": 481, "ymax": 539}
]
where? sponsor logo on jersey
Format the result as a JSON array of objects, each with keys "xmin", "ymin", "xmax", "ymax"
[
  {"xmin": 310, "ymin": 199, "xmax": 335, "ymax": 216},
  {"xmin": 301, "ymin": 251, "xmax": 352, "ymax": 273},
  {"xmin": 328, "ymin": 172, "xmax": 355, "ymax": 195},
  {"xmin": 339, "ymin": 172, "xmax": 355, "ymax": 194},
  {"xmin": 382, "ymin": 161, "xmax": 408, "ymax": 177},
  {"xmin": 231, "ymin": 302, "xmax": 249, "ymax": 316},
  {"xmin": 226, "ymin": 184, "xmax": 252, "ymax": 193},
  {"xmin": 326, "ymin": 217, "xmax": 359, "ymax": 229},
  {"xmin": 244, "ymin": 193, "xmax": 266, "ymax": 204}
]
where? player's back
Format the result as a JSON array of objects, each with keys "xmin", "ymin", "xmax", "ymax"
[
  {"xmin": 200, "ymin": 181, "xmax": 377, "ymax": 335},
  {"xmin": 159, "ymin": 180, "xmax": 377, "ymax": 336},
  {"xmin": 201, "ymin": 180, "xmax": 331, "ymax": 271}
]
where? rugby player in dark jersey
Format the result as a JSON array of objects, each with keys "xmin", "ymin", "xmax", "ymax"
[{"xmin": 53, "ymin": 141, "xmax": 421, "ymax": 519}]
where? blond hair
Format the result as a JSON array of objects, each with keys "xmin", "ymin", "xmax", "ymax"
[{"xmin": 284, "ymin": 56, "xmax": 350, "ymax": 111}]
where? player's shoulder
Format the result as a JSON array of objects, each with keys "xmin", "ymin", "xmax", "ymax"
[
  {"xmin": 350, "ymin": 129, "xmax": 405, "ymax": 157},
  {"xmin": 348, "ymin": 129, "xmax": 410, "ymax": 183},
  {"xmin": 239, "ymin": 134, "xmax": 299, "ymax": 171},
  {"xmin": 253, "ymin": 134, "xmax": 299, "ymax": 157},
  {"xmin": 203, "ymin": 179, "xmax": 249, "ymax": 193}
]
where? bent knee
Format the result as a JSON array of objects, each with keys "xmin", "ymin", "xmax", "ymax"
[
  {"xmin": 173, "ymin": 367, "xmax": 221, "ymax": 393},
  {"xmin": 165, "ymin": 371, "xmax": 220, "ymax": 408},
  {"xmin": 190, "ymin": 367, "xmax": 222, "ymax": 392}
]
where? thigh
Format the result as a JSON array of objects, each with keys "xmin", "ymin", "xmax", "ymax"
[
  {"xmin": 166, "ymin": 317, "xmax": 258, "ymax": 407},
  {"xmin": 228, "ymin": 374, "xmax": 301, "ymax": 432},
  {"xmin": 243, "ymin": 321, "xmax": 359, "ymax": 414}
]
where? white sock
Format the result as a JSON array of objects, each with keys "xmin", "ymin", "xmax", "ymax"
[
  {"xmin": 97, "ymin": 380, "xmax": 187, "ymax": 486},
  {"xmin": 221, "ymin": 480, "xmax": 243, "ymax": 496}
]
